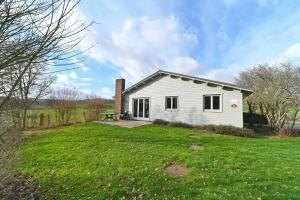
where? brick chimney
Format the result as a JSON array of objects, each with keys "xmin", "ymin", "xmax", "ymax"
[{"xmin": 115, "ymin": 78, "xmax": 125, "ymax": 120}]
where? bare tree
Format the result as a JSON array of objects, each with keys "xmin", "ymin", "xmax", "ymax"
[
  {"xmin": 0, "ymin": 0, "xmax": 92, "ymax": 169},
  {"xmin": 0, "ymin": 0, "xmax": 92, "ymax": 110},
  {"xmin": 236, "ymin": 64, "xmax": 300, "ymax": 136},
  {"xmin": 49, "ymin": 88, "xmax": 80, "ymax": 125},
  {"xmin": 84, "ymin": 95, "xmax": 105, "ymax": 122},
  {"xmin": 16, "ymin": 63, "xmax": 54, "ymax": 129}
]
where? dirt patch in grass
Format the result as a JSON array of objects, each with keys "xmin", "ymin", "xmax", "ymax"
[
  {"xmin": 0, "ymin": 173, "xmax": 39, "ymax": 200},
  {"xmin": 189, "ymin": 145, "xmax": 204, "ymax": 150},
  {"xmin": 166, "ymin": 164, "xmax": 190, "ymax": 177}
]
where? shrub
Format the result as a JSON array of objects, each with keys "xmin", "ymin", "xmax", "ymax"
[
  {"xmin": 168, "ymin": 121, "xmax": 194, "ymax": 128},
  {"xmin": 153, "ymin": 119, "xmax": 169, "ymax": 125},
  {"xmin": 153, "ymin": 119, "xmax": 255, "ymax": 137},
  {"xmin": 198, "ymin": 124, "xmax": 255, "ymax": 137},
  {"xmin": 276, "ymin": 127, "xmax": 296, "ymax": 138}
]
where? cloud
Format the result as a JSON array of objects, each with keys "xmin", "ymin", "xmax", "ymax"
[
  {"xmin": 201, "ymin": 41, "xmax": 300, "ymax": 83},
  {"xmin": 69, "ymin": 71, "xmax": 79, "ymax": 79},
  {"xmin": 199, "ymin": 65, "xmax": 242, "ymax": 83},
  {"xmin": 100, "ymin": 87, "xmax": 114, "ymax": 99},
  {"xmin": 81, "ymin": 87, "xmax": 113, "ymax": 99},
  {"xmin": 55, "ymin": 73, "xmax": 70, "ymax": 85},
  {"xmin": 81, "ymin": 77, "xmax": 93, "ymax": 82},
  {"xmin": 69, "ymin": 57, "xmax": 91, "ymax": 72},
  {"xmin": 78, "ymin": 15, "xmax": 201, "ymax": 84},
  {"xmin": 53, "ymin": 73, "xmax": 74, "ymax": 88},
  {"xmin": 82, "ymin": 89, "xmax": 93, "ymax": 95},
  {"xmin": 199, "ymin": 43, "xmax": 300, "ymax": 83},
  {"xmin": 273, "ymin": 43, "xmax": 300, "ymax": 64},
  {"xmin": 77, "ymin": 62, "xmax": 90, "ymax": 71},
  {"xmin": 53, "ymin": 72, "xmax": 93, "ymax": 89},
  {"xmin": 171, "ymin": 57, "xmax": 205, "ymax": 74}
]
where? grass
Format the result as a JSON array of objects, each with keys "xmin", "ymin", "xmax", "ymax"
[{"xmin": 16, "ymin": 123, "xmax": 300, "ymax": 199}]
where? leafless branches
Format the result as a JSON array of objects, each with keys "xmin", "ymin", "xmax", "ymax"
[
  {"xmin": 0, "ymin": 0, "xmax": 92, "ymax": 165},
  {"xmin": 0, "ymin": 0, "xmax": 92, "ymax": 109},
  {"xmin": 236, "ymin": 63, "xmax": 300, "ymax": 136},
  {"xmin": 49, "ymin": 87, "xmax": 80, "ymax": 125},
  {"xmin": 84, "ymin": 95, "xmax": 105, "ymax": 121}
]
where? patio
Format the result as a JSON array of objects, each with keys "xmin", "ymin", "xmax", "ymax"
[{"xmin": 96, "ymin": 120, "xmax": 152, "ymax": 128}]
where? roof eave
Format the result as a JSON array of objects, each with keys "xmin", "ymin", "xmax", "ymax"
[{"xmin": 123, "ymin": 70, "xmax": 253, "ymax": 95}]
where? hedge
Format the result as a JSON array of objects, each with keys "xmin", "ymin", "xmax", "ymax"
[{"xmin": 153, "ymin": 119, "xmax": 255, "ymax": 137}]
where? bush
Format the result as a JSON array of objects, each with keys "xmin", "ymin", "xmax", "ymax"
[
  {"xmin": 153, "ymin": 119, "xmax": 169, "ymax": 125},
  {"xmin": 198, "ymin": 124, "xmax": 255, "ymax": 137},
  {"xmin": 153, "ymin": 119, "xmax": 255, "ymax": 137},
  {"xmin": 168, "ymin": 121, "xmax": 194, "ymax": 128}
]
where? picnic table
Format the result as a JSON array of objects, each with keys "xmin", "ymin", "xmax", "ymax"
[{"xmin": 104, "ymin": 113, "xmax": 115, "ymax": 120}]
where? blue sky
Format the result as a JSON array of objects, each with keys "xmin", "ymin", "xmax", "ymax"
[{"xmin": 53, "ymin": 0, "xmax": 300, "ymax": 98}]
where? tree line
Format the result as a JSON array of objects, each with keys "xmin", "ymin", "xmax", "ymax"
[{"xmin": 6, "ymin": 88, "xmax": 110, "ymax": 129}]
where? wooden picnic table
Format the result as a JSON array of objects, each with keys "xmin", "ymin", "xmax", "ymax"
[{"xmin": 104, "ymin": 113, "xmax": 115, "ymax": 120}]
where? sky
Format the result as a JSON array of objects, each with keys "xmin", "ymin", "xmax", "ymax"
[{"xmin": 52, "ymin": 0, "xmax": 300, "ymax": 99}]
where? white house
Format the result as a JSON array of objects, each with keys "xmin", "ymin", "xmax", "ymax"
[{"xmin": 114, "ymin": 70, "xmax": 253, "ymax": 128}]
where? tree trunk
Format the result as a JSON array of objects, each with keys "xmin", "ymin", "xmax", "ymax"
[
  {"xmin": 259, "ymin": 103, "xmax": 264, "ymax": 128},
  {"xmin": 22, "ymin": 109, "xmax": 27, "ymax": 130},
  {"xmin": 247, "ymin": 100, "xmax": 254, "ymax": 127},
  {"xmin": 291, "ymin": 109, "xmax": 299, "ymax": 130}
]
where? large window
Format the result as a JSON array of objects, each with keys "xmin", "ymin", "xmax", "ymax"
[
  {"xmin": 132, "ymin": 98, "xmax": 150, "ymax": 118},
  {"xmin": 165, "ymin": 96, "xmax": 178, "ymax": 110},
  {"xmin": 204, "ymin": 94, "xmax": 222, "ymax": 112}
]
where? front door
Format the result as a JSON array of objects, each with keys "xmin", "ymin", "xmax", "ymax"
[{"xmin": 132, "ymin": 98, "xmax": 150, "ymax": 120}]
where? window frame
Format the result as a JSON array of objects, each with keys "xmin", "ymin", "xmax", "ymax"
[
  {"xmin": 165, "ymin": 96, "xmax": 178, "ymax": 111},
  {"xmin": 203, "ymin": 94, "xmax": 223, "ymax": 112},
  {"xmin": 132, "ymin": 97, "xmax": 151, "ymax": 119}
]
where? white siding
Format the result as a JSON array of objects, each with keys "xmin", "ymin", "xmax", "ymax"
[{"xmin": 124, "ymin": 75, "xmax": 244, "ymax": 127}]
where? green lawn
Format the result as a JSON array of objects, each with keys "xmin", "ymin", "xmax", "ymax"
[{"xmin": 17, "ymin": 123, "xmax": 300, "ymax": 199}]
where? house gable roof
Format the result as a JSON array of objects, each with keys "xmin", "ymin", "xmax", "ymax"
[{"xmin": 123, "ymin": 70, "xmax": 253, "ymax": 95}]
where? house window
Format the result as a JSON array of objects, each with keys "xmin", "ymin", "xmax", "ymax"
[
  {"xmin": 204, "ymin": 94, "xmax": 222, "ymax": 112},
  {"xmin": 165, "ymin": 96, "xmax": 178, "ymax": 110}
]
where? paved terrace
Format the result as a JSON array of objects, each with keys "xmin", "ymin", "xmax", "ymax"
[{"xmin": 96, "ymin": 120, "xmax": 152, "ymax": 128}]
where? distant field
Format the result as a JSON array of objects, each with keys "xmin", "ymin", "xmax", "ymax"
[{"xmin": 25, "ymin": 104, "xmax": 114, "ymax": 128}]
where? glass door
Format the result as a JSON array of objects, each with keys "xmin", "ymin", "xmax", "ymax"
[
  {"xmin": 138, "ymin": 99, "xmax": 144, "ymax": 118},
  {"xmin": 133, "ymin": 99, "xmax": 138, "ymax": 117},
  {"xmin": 144, "ymin": 99, "xmax": 149, "ymax": 118},
  {"xmin": 132, "ymin": 98, "xmax": 150, "ymax": 120}
]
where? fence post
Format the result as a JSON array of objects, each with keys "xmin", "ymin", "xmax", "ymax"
[
  {"xmin": 83, "ymin": 112, "xmax": 87, "ymax": 122},
  {"xmin": 39, "ymin": 113, "xmax": 45, "ymax": 127},
  {"xmin": 47, "ymin": 114, "xmax": 51, "ymax": 127}
]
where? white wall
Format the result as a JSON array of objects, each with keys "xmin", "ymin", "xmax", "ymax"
[{"xmin": 124, "ymin": 75, "xmax": 244, "ymax": 127}]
